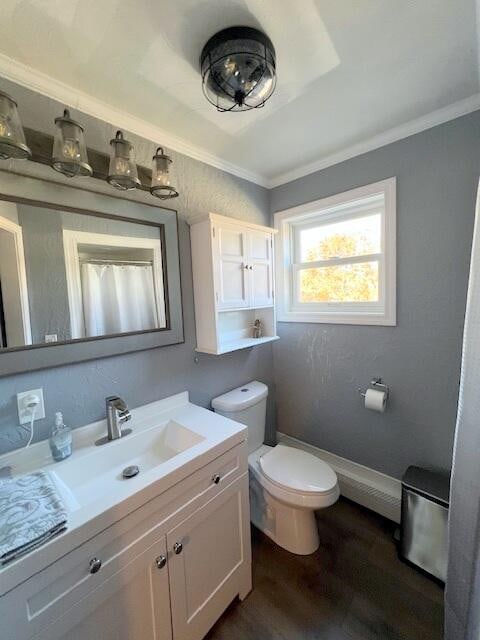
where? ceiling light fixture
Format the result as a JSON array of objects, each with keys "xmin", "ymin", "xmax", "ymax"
[
  {"xmin": 200, "ymin": 26, "xmax": 276, "ymax": 112},
  {"xmin": 150, "ymin": 147, "xmax": 178, "ymax": 199},
  {"xmin": 107, "ymin": 130, "xmax": 141, "ymax": 191},
  {"xmin": 52, "ymin": 109, "xmax": 92, "ymax": 178},
  {"xmin": 0, "ymin": 90, "xmax": 31, "ymax": 160}
]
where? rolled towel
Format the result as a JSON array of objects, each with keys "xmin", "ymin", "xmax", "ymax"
[{"xmin": 0, "ymin": 471, "xmax": 67, "ymax": 565}]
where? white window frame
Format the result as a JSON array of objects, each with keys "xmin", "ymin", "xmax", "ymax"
[{"xmin": 274, "ymin": 178, "xmax": 396, "ymax": 326}]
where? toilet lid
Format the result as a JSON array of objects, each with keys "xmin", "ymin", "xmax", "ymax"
[{"xmin": 259, "ymin": 445, "xmax": 338, "ymax": 494}]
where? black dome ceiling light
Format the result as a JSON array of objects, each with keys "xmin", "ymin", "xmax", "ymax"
[{"xmin": 200, "ymin": 26, "xmax": 276, "ymax": 112}]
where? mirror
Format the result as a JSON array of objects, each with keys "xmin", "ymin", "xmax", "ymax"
[
  {"xmin": 0, "ymin": 201, "xmax": 168, "ymax": 350},
  {"xmin": 0, "ymin": 172, "xmax": 183, "ymax": 376}
]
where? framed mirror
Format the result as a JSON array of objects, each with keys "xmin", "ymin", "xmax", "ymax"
[{"xmin": 0, "ymin": 172, "xmax": 183, "ymax": 376}]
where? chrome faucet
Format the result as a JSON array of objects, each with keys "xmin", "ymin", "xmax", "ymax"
[{"xmin": 95, "ymin": 396, "xmax": 132, "ymax": 446}]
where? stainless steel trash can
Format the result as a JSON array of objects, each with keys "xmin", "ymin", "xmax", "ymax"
[{"xmin": 399, "ymin": 466, "xmax": 450, "ymax": 582}]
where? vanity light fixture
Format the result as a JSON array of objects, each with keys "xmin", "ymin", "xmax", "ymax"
[
  {"xmin": 200, "ymin": 26, "xmax": 276, "ymax": 112},
  {"xmin": 52, "ymin": 108, "xmax": 92, "ymax": 178},
  {"xmin": 0, "ymin": 96, "xmax": 181, "ymax": 198},
  {"xmin": 150, "ymin": 147, "xmax": 179, "ymax": 199},
  {"xmin": 107, "ymin": 130, "xmax": 141, "ymax": 191},
  {"xmin": 0, "ymin": 90, "xmax": 32, "ymax": 160}
]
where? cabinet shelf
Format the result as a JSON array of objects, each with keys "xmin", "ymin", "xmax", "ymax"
[
  {"xmin": 217, "ymin": 304, "xmax": 274, "ymax": 313},
  {"xmin": 196, "ymin": 335, "xmax": 279, "ymax": 355}
]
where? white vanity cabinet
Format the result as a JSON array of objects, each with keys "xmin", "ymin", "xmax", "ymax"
[
  {"xmin": 37, "ymin": 536, "xmax": 172, "ymax": 640},
  {"xmin": 168, "ymin": 477, "xmax": 251, "ymax": 640},
  {"xmin": 190, "ymin": 213, "xmax": 278, "ymax": 354},
  {"xmin": 2, "ymin": 443, "xmax": 251, "ymax": 640}
]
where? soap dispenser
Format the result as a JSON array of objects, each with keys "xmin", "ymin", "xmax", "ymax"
[{"xmin": 49, "ymin": 412, "xmax": 72, "ymax": 462}]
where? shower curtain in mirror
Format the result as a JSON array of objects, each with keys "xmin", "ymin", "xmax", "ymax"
[
  {"xmin": 445, "ymin": 179, "xmax": 480, "ymax": 639},
  {"xmin": 81, "ymin": 263, "xmax": 158, "ymax": 337}
]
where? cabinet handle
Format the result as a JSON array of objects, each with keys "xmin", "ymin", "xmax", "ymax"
[
  {"xmin": 156, "ymin": 554, "xmax": 167, "ymax": 569},
  {"xmin": 244, "ymin": 264, "xmax": 249, "ymax": 270},
  {"xmin": 173, "ymin": 542, "xmax": 183, "ymax": 555},
  {"xmin": 89, "ymin": 557, "xmax": 102, "ymax": 574},
  {"xmin": 212, "ymin": 473, "xmax": 221, "ymax": 485},
  {"xmin": 249, "ymin": 265, "xmax": 253, "ymax": 270}
]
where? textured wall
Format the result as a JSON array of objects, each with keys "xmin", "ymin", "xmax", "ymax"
[
  {"xmin": 270, "ymin": 111, "xmax": 480, "ymax": 479},
  {"xmin": 0, "ymin": 80, "xmax": 274, "ymax": 455}
]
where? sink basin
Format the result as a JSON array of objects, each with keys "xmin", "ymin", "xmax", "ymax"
[{"xmin": 52, "ymin": 420, "xmax": 205, "ymax": 510}]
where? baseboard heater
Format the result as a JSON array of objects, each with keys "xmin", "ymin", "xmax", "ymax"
[{"xmin": 277, "ymin": 432, "xmax": 402, "ymax": 523}]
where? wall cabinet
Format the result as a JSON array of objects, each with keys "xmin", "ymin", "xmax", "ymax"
[
  {"xmin": 2, "ymin": 444, "xmax": 251, "ymax": 640},
  {"xmin": 190, "ymin": 213, "xmax": 278, "ymax": 354}
]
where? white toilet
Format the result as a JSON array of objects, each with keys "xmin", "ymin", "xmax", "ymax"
[{"xmin": 212, "ymin": 381, "xmax": 340, "ymax": 555}]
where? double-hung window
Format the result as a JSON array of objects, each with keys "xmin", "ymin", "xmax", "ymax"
[{"xmin": 275, "ymin": 178, "xmax": 396, "ymax": 325}]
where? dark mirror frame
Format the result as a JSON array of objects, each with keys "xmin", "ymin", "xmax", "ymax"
[{"xmin": 0, "ymin": 171, "xmax": 184, "ymax": 377}]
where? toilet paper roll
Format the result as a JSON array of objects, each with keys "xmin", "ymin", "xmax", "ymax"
[{"xmin": 364, "ymin": 388, "xmax": 387, "ymax": 413}]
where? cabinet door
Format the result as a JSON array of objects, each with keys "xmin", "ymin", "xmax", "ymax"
[
  {"xmin": 248, "ymin": 230, "xmax": 274, "ymax": 307},
  {"xmin": 36, "ymin": 537, "xmax": 172, "ymax": 640},
  {"xmin": 167, "ymin": 476, "xmax": 251, "ymax": 640},
  {"xmin": 215, "ymin": 223, "xmax": 250, "ymax": 309}
]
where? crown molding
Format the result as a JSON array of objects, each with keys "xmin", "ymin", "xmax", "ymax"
[
  {"xmin": 0, "ymin": 53, "xmax": 478, "ymax": 192},
  {"xmin": 0, "ymin": 53, "xmax": 270, "ymax": 188},
  {"xmin": 267, "ymin": 93, "xmax": 480, "ymax": 188}
]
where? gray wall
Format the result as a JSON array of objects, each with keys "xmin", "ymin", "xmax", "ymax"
[
  {"xmin": 270, "ymin": 111, "xmax": 480, "ymax": 479},
  {"xmin": 0, "ymin": 82, "xmax": 275, "ymax": 455}
]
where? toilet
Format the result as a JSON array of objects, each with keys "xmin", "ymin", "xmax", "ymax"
[{"xmin": 212, "ymin": 381, "xmax": 340, "ymax": 555}]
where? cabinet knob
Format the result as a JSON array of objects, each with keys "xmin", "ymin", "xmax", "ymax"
[
  {"xmin": 173, "ymin": 542, "xmax": 183, "ymax": 555},
  {"xmin": 249, "ymin": 265, "xmax": 253, "ymax": 270},
  {"xmin": 89, "ymin": 557, "xmax": 102, "ymax": 574},
  {"xmin": 156, "ymin": 554, "xmax": 167, "ymax": 569},
  {"xmin": 212, "ymin": 473, "xmax": 221, "ymax": 485},
  {"xmin": 244, "ymin": 264, "xmax": 249, "ymax": 270}
]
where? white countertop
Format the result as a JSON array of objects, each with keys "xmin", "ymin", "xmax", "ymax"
[{"xmin": 0, "ymin": 392, "xmax": 247, "ymax": 596}]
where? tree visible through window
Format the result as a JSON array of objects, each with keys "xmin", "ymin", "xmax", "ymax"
[{"xmin": 299, "ymin": 232, "xmax": 379, "ymax": 303}]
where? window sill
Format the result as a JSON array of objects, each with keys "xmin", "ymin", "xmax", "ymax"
[{"xmin": 277, "ymin": 311, "xmax": 396, "ymax": 326}]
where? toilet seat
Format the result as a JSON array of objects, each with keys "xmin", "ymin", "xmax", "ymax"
[
  {"xmin": 249, "ymin": 445, "xmax": 340, "ymax": 510},
  {"xmin": 260, "ymin": 444, "xmax": 338, "ymax": 496}
]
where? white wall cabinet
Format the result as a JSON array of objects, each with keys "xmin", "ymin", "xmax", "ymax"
[
  {"xmin": 190, "ymin": 213, "xmax": 278, "ymax": 354},
  {"xmin": 3, "ymin": 444, "xmax": 251, "ymax": 640}
]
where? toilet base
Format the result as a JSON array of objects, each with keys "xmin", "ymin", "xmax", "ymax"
[{"xmin": 249, "ymin": 474, "xmax": 320, "ymax": 555}]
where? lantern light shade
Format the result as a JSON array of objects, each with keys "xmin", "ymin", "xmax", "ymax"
[
  {"xmin": 52, "ymin": 109, "xmax": 92, "ymax": 178},
  {"xmin": 150, "ymin": 147, "xmax": 179, "ymax": 199},
  {"xmin": 107, "ymin": 130, "xmax": 141, "ymax": 191},
  {"xmin": 0, "ymin": 91, "xmax": 32, "ymax": 160},
  {"xmin": 200, "ymin": 26, "xmax": 276, "ymax": 112}
]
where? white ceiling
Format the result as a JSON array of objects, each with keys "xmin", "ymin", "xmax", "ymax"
[{"xmin": 0, "ymin": 0, "xmax": 478, "ymax": 187}]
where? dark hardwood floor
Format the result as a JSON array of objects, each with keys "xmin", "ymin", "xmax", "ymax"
[{"xmin": 206, "ymin": 498, "xmax": 444, "ymax": 640}]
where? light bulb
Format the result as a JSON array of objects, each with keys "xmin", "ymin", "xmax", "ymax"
[
  {"xmin": 155, "ymin": 172, "xmax": 170, "ymax": 187},
  {"xmin": 114, "ymin": 157, "xmax": 131, "ymax": 176},
  {"xmin": 0, "ymin": 114, "xmax": 13, "ymax": 139},
  {"xmin": 62, "ymin": 138, "xmax": 81, "ymax": 161}
]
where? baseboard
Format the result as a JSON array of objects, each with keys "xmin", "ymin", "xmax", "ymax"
[{"xmin": 277, "ymin": 432, "xmax": 402, "ymax": 523}]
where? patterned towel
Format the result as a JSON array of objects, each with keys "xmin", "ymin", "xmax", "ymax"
[{"xmin": 0, "ymin": 471, "xmax": 67, "ymax": 565}]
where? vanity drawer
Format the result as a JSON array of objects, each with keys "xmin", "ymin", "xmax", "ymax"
[{"xmin": 1, "ymin": 442, "xmax": 246, "ymax": 640}]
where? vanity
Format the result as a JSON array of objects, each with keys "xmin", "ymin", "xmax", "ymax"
[{"xmin": 0, "ymin": 392, "xmax": 252, "ymax": 640}]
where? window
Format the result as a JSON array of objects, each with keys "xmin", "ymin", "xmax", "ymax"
[{"xmin": 275, "ymin": 178, "xmax": 396, "ymax": 325}]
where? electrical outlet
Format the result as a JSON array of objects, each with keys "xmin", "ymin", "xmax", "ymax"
[{"xmin": 17, "ymin": 388, "xmax": 45, "ymax": 425}]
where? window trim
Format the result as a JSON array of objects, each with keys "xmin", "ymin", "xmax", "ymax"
[{"xmin": 274, "ymin": 178, "xmax": 396, "ymax": 326}]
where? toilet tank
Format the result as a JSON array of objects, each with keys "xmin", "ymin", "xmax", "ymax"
[{"xmin": 211, "ymin": 381, "xmax": 268, "ymax": 455}]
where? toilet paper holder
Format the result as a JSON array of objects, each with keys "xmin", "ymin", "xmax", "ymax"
[{"xmin": 358, "ymin": 377, "xmax": 389, "ymax": 399}]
